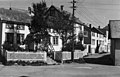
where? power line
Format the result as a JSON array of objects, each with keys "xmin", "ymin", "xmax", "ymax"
[
  {"xmin": 75, "ymin": 11, "xmax": 97, "ymax": 26},
  {"xmin": 76, "ymin": 8, "xmax": 103, "ymax": 26},
  {"xmin": 78, "ymin": 3, "xmax": 107, "ymax": 26},
  {"xmin": 69, "ymin": 0, "xmax": 104, "ymax": 26},
  {"xmin": 76, "ymin": 10, "xmax": 99, "ymax": 26},
  {"xmin": 77, "ymin": 2, "xmax": 120, "ymax": 5},
  {"xmin": 80, "ymin": 6, "xmax": 105, "ymax": 26},
  {"xmin": 77, "ymin": 6, "xmax": 120, "ymax": 11},
  {"xmin": 69, "ymin": 0, "xmax": 77, "ymax": 62},
  {"xmin": 76, "ymin": 1, "xmax": 120, "ymax": 11}
]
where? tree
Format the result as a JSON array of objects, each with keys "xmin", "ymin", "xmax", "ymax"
[
  {"xmin": 28, "ymin": 1, "xmax": 74, "ymax": 51},
  {"xmin": 31, "ymin": 1, "xmax": 46, "ymax": 30},
  {"xmin": 30, "ymin": 1, "xmax": 50, "ymax": 38},
  {"xmin": 47, "ymin": 10, "xmax": 74, "ymax": 51},
  {"xmin": 25, "ymin": 1, "xmax": 51, "ymax": 51}
]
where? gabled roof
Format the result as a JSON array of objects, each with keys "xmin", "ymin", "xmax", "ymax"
[
  {"xmin": 1, "ymin": 20, "xmax": 30, "ymax": 25},
  {"xmin": 74, "ymin": 18, "xmax": 83, "ymax": 25},
  {"xmin": 103, "ymin": 25, "xmax": 109, "ymax": 30},
  {"xmin": 84, "ymin": 24, "xmax": 91, "ymax": 31},
  {"xmin": 45, "ymin": 5, "xmax": 83, "ymax": 25},
  {"xmin": 99, "ymin": 29, "xmax": 106, "ymax": 35},
  {"xmin": 45, "ymin": 5, "xmax": 62, "ymax": 15},
  {"xmin": 0, "ymin": 8, "xmax": 31, "ymax": 23},
  {"xmin": 91, "ymin": 27, "xmax": 104, "ymax": 35}
]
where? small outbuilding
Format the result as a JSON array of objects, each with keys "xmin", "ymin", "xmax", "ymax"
[{"xmin": 109, "ymin": 20, "xmax": 120, "ymax": 66}]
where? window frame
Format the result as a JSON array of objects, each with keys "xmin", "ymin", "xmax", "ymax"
[
  {"xmin": 17, "ymin": 25, "xmax": 25, "ymax": 30},
  {"xmin": 84, "ymin": 31, "xmax": 88, "ymax": 37},
  {"xmin": 91, "ymin": 39, "xmax": 95, "ymax": 45},
  {"xmin": 6, "ymin": 23, "xmax": 14, "ymax": 29},
  {"xmin": 92, "ymin": 32, "xmax": 95, "ymax": 37},
  {"xmin": 53, "ymin": 36, "xmax": 59, "ymax": 45}
]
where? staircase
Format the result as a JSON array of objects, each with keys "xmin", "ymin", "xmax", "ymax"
[
  {"xmin": 46, "ymin": 42, "xmax": 59, "ymax": 65},
  {"xmin": 46, "ymin": 56, "xmax": 59, "ymax": 65}
]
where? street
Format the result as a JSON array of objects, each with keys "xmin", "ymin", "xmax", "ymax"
[{"xmin": 0, "ymin": 63, "xmax": 119, "ymax": 77}]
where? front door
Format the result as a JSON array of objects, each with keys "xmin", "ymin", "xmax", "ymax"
[{"xmin": 95, "ymin": 40, "xmax": 99, "ymax": 53}]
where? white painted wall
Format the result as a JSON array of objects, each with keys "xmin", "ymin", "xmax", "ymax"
[
  {"xmin": 91, "ymin": 31, "xmax": 107, "ymax": 54},
  {"xmin": 1, "ymin": 22, "xmax": 30, "ymax": 45},
  {"xmin": 104, "ymin": 31, "xmax": 111, "ymax": 53},
  {"xmin": 74, "ymin": 24, "xmax": 84, "ymax": 44},
  {"xmin": 49, "ymin": 32, "xmax": 62, "ymax": 51},
  {"xmin": 91, "ymin": 32, "xmax": 97, "ymax": 54},
  {"xmin": 74, "ymin": 24, "xmax": 81, "ymax": 42},
  {"xmin": 2, "ymin": 23, "xmax": 6, "ymax": 45},
  {"xmin": 24, "ymin": 25, "xmax": 30, "ymax": 39}
]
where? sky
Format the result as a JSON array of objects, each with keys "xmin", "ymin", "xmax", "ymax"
[{"xmin": 0, "ymin": 0, "xmax": 120, "ymax": 28}]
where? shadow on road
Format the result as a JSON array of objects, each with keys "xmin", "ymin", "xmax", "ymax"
[
  {"xmin": 19, "ymin": 76, "xmax": 29, "ymax": 77},
  {"xmin": 83, "ymin": 53, "xmax": 114, "ymax": 65}
]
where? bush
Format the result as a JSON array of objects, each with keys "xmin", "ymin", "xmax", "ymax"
[
  {"xmin": 75, "ymin": 42, "xmax": 86, "ymax": 51},
  {"xmin": 2, "ymin": 41, "xmax": 25, "ymax": 51},
  {"xmin": 62, "ymin": 41, "xmax": 86, "ymax": 51},
  {"xmin": 62, "ymin": 41, "xmax": 74, "ymax": 51}
]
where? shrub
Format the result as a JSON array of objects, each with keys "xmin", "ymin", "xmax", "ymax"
[
  {"xmin": 75, "ymin": 42, "xmax": 86, "ymax": 51},
  {"xmin": 62, "ymin": 41, "xmax": 74, "ymax": 51},
  {"xmin": 62, "ymin": 41, "xmax": 86, "ymax": 51},
  {"xmin": 2, "ymin": 41, "xmax": 25, "ymax": 51}
]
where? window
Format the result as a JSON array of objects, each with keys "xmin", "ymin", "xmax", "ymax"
[
  {"xmin": 84, "ymin": 31, "xmax": 88, "ymax": 37},
  {"xmin": 47, "ymin": 29, "xmax": 51, "ymax": 32},
  {"xmin": 91, "ymin": 39, "xmax": 95, "ymax": 45},
  {"xmin": 99, "ymin": 40, "xmax": 101, "ymax": 44},
  {"xmin": 101, "ymin": 35, "xmax": 103, "ymax": 38},
  {"xmin": 92, "ymin": 32, "xmax": 95, "ymax": 36},
  {"xmin": 53, "ymin": 36, "xmax": 58, "ymax": 45},
  {"xmin": 5, "ymin": 33, "xmax": 24, "ymax": 44},
  {"xmin": 99, "ymin": 35, "xmax": 102, "ymax": 38},
  {"xmin": 102, "ymin": 41, "xmax": 104, "ymax": 45},
  {"xmin": 17, "ymin": 25, "xmax": 25, "ymax": 30},
  {"xmin": 17, "ymin": 34, "xmax": 24, "ymax": 44},
  {"xmin": 5, "ymin": 33, "xmax": 14, "ymax": 44},
  {"xmin": 6, "ymin": 24, "xmax": 14, "ymax": 29},
  {"xmin": 53, "ymin": 30, "xmax": 56, "ymax": 33}
]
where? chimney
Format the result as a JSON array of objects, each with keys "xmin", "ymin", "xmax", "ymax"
[
  {"xmin": 98, "ymin": 26, "xmax": 100, "ymax": 29},
  {"xmin": 9, "ymin": 7, "xmax": 12, "ymax": 10},
  {"xmin": 89, "ymin": 24, "xmax": 91, "ymax": 28},
  {"xmin": 28, "ymin": 7, "xmax": 32, "ymax": 14},
  {"xmin": 61, "ymin": 5, "xmax": 64, "ymax": 10},
  {"xmin": 83, "ymin": 23, "xmax": 85, "ymax": 25}
]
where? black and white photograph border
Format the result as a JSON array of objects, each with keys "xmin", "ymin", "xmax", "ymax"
[{"xmin": 0, "ymin": 0, "xmax": 119, "ymax": 77}]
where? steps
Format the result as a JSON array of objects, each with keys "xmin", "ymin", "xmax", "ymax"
[{"xmin": 46, "ymin": 56, "xmax": 58, "ymax": 65}]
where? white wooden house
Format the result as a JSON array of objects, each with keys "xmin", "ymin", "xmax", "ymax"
[{"xmin": 90, "ymin": 27, "xmax": 105, "ymax": 54}]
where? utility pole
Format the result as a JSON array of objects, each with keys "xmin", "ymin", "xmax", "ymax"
[{"xmin": 70, "ymin": 0, "xmax": 77, "ymax": 62}]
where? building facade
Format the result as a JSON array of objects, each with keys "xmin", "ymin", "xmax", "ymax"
[
  {"xmin": 90, "ymin": 27, "xmax": 105, "ymax": 54},
  {"xmin": 44, "ymin": 5, "xmax": 84, "ymax": 51},
  {"xmin": 0, "ymin": 6, "xmax": 110, "ymax": 55},
  {"xmin": 102, "ymin": 26, "xmax": 111, "ymax": 53},
  {"xmin": 109, "ymin": 20, "xmax": 120, "ymax": 65},
  {"xmin": 0, "ymin": 20, "xmax": 30, "ymax": 49},
  {"xmin": 83, "ymin": 24, "xmax": 110, "ymax": 54}
]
